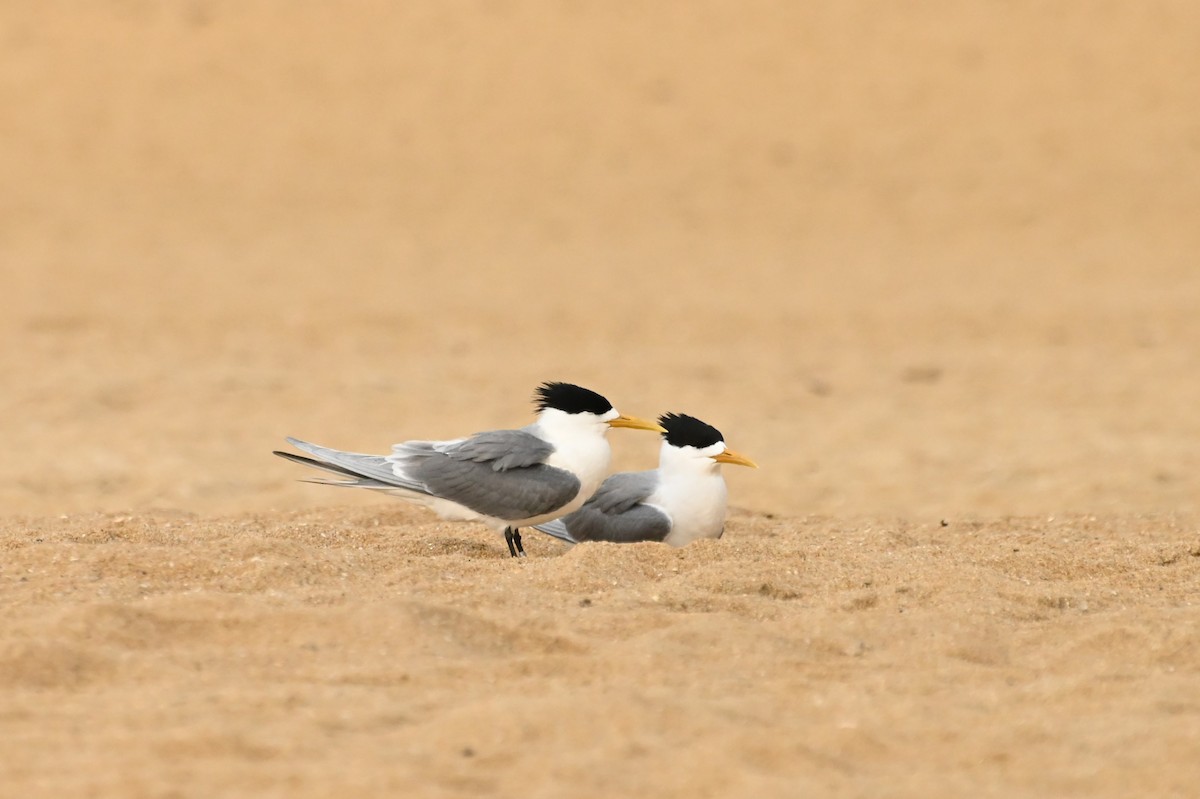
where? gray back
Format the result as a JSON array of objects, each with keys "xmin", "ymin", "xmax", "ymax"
[{"xmin": 440, "ymin": 429, "xmax": 555, "ymax": 470}]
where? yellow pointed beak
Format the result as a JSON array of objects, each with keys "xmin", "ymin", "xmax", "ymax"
[
  {"xmin": 608, "ymin": 414, "xmax": 667, "ymax": 433},
  {"xmin": 713, "ymin": 448, "xmax": 758, "ymax": 468}
]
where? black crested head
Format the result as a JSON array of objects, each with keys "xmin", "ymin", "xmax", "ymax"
[
  {"xmin": 534, "ymin": 382, "xmax": 614, "ymax": 415},
  {"xmin": 658, "ymin": 413, "xmax": 724, "ymax": 449}
]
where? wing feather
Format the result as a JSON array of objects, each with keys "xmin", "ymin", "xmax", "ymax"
[
  {"xmin": 533, "ymin": 470, "xmax": 670, "ymax": 543},
  {"xmin": 282, "ymin": 430, "xmax": 575, "ymax": 522}
]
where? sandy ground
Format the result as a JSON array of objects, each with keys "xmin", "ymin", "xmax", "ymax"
[
  {"xmin": 4, "ymin": 509, "xmax": 1198, "ymax": 797},
  {"xmin": 2, "ymin": 2, "xmax": 1199, "ymax": 796}
]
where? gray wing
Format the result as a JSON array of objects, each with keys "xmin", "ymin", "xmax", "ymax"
[
  {"xmin": 585, "ymin": 471, "xmax": 659, "ymax": 514},
  {"xmin": 392, "ymin": 429, "xmax": 579, "ymax": 520},
  {"xmin": 408, "ymin": 459, "xmax": 580, "ymax": 520},
  {"xmin": 281, "ymin": 431, "xmax": 578, "ymax": 521},
  {"xmin": 535, "ymin": 470, "xmax": 671, "ymax": 544},
  {"xmin": 433, "ymin": 429, "xmax": 555, "ymax": 471}
]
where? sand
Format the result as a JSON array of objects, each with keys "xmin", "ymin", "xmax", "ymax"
[{"xmin": 2, "ymin": 2, "xmax": 1199, "ymax": 796}]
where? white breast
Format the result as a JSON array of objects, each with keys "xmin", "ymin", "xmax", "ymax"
[{"xmin": 650, "ymin": 471, "xmax": 728, "ymax": 547}]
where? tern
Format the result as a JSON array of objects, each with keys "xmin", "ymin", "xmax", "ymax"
[
  {"xmin": 273, "ymin": 382, "xmax": 664, "ymax": 557},
  {"xmin": 532, "ymin": 413, "xmax": 757, "ymax": 547}
]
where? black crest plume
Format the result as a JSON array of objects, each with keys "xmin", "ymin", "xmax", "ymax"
[
  {"xmin": 534, "ymin": 382, "xmax": 614, "ymax": 415},
  {"xmin": 658, "ymin": 413, "xmax": 724, "ymax": 448}
]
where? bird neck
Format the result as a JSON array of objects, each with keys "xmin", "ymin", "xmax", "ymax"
[{"xmin": 536, "ymin": 409, "xmax": 613, "ymax": 499}]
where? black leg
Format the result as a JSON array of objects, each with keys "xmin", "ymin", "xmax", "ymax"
[
  {"xmin": 504, "ymin": 526, "xmax": 519, "ymax": 558},
  {"xmin": 513, "ymin": 528, "xmax": 526, "ymax": 557}
]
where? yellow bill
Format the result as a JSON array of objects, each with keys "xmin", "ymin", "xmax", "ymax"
[
  {"xmin": 713, "ymin": 448, "xmax": 758, "ymax": 468},
  {"xmin": 609, "ymin": 414, "xmax": 667, "ymax": 433}
]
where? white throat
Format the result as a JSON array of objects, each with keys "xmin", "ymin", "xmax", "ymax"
[{"xmin": 535, "ymin": 407, "xmax": 617, "ymax": 516}]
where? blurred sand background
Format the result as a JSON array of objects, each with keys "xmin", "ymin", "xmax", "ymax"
[{"xmin": 2, "ymin": 2, "xmax": 1198, "ymax": 796}]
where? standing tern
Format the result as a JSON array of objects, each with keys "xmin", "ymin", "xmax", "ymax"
[
  {"xmin": 533, "ymin": 413, "xmax": 757, "ymax": 547},
  {"xmin": 273, "ymin": 382, "xmax": 664, "ymax": 557}
]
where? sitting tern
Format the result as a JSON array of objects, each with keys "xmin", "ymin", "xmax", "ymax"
[
  {"xmin": 533, "ymin": 413, "xmax": 757, "ymax": 547},
  {"xmin": 273, "ymin": 382, "xmax": 664, "ymax": 557}
]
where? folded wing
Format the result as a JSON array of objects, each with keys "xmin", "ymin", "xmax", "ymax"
[{"xmin": 535, "ymin": 470, "xmax": 671, "ymax": 544}]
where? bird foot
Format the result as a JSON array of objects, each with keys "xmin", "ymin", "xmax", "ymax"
[{"xmin": 504, "ymin": 527, "xmax": 526, "ymax": 558}]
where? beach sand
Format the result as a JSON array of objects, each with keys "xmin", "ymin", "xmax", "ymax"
[{"xmin": 2, "ymin": 3, "xmax": 1198, "ymax": 795}]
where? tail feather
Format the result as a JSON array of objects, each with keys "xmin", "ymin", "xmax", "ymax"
[
  {"xmin": 271, "ymin": 451, "xmax": 392, "ymax": 488},
  {"xmin": 275, "ymin": 438, "xmax": 486, "ymax": 524},
  {"xmin": 532, "ymin": 518, "xmax": 578, "ymax": 545},
  {"xmin": 276, "ymin": 438, "xmax": 427, "ymax": 493}
]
